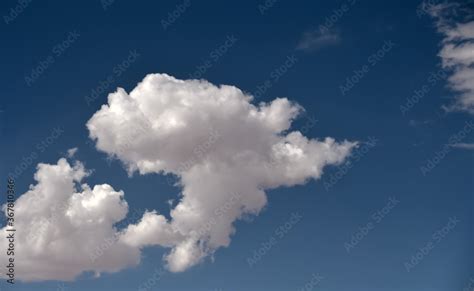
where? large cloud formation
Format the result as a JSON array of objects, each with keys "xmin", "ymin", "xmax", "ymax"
[
  {"xmin": 0, "ymin": 158, "xmax": 141, "ymax": 281},
  {"xmin": 427, "ymin": 1, "xmax": 474, "ymax": 114},
  {"xmin": 87, "ymin": 73, "xmax": 356, "ymax": 272}
]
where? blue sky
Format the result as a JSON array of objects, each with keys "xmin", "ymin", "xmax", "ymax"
[{"xmin": 0, "ymin": 0, "xmax": 473, "ymax": 290}]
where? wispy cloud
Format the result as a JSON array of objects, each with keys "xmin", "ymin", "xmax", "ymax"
[
  {"xmin": 426, "ymin": 1, "xmax": 474, "ymax": 114},
  {"xmin": 296, "ymin": 28, "xmax": 341, "ymax": 52},
  {"xmin": 450, "ymin": 142, "xmax": 474, "ymax": 150}
]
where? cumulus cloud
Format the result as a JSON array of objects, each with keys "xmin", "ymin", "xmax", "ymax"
[
  {"xmin": 1, "ymin": 158, "xmax": 141, "ymax": 281},
  {"xmin": 427, "ymin": 1, "xmax": 474, "ymax": 114},
  {"xmin": 87, "ymin": 73, "xmax": 356, "ymax": 272},
  {"xmin": 0, "ymin": 74, "xmax": 356, "ymax": 282},
  {"xmin": 296, "ymin": 28, "xmax": 341, "ymax": 52}
]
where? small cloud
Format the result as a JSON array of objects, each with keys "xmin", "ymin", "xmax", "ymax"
[
  {"xmin": 67, "ymin": 147, "xmax": 78, "ymax": 158},
  {"xmin": 450, "ymin": 142, "xmax": 474, "ymax": 150},
  {"xmin": 296, "ymin": 28, "xmax": 341, "ymax": 52}
]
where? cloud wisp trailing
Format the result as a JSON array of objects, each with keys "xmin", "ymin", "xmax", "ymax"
[
  {"xmin": 450, "ymin": 142, "xmax": 474, "ymax": 150},
  {"xmin": 296, "ymin": 28, "xmax": 341, "ymax": 52},
  {"xmin": 427, "ymin": 1, "xmax": 474, "ymax": 114}
]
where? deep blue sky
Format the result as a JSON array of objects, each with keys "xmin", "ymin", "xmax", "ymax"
[{"xmin": 0, "ymin": 0, "xmax": 472, "ymax": 290}]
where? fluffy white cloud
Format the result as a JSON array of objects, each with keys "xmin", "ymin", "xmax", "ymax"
[
  {"xmin": 427, "ymin": 2, "xmax": 474, "ymax": 114},
  {"xmin": 0, "ymin": 74, "xmax": 354, "ymax": 282},
  {"xmin": 0, "ymin": 159, "xmax": 141, "ymax": 281},
  {"xmin": 88, "ymin": 73, "xmax": 356, "ymax": 272}
]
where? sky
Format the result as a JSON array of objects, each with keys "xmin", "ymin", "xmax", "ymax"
[{"xmin": 0, "ymin": 0, "xmax": 473, "ymax": 290}]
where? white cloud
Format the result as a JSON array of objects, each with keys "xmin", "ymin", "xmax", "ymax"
[
  {"xmin": 0, "ymin": 74, "xmax": 356, "ymax": 282},
  {"xmin": 88, "ymin": 73, "xmax": 357, "ymax": 272},
  {"xmin": 427, "ymin": 2, "xmax": 474, "ymax": 114},
  {"xmin": 296, "ymin": 28, "xmax": 341, "ymax": 51},
  {"xmin": 0, "ymin": 158, "xmax": 141, "ymax": 281}
]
